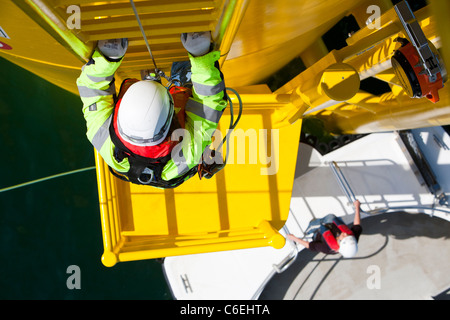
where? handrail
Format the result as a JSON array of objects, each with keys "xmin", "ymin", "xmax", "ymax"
[
  {"xmin": 328, "ymin": 161, "xmax": 368, "ymax": 213},
  {"xmin": 251, "ymin": 225, "xmax": 298, "ymax": 300},
  {"xmin": 12, "ymin": 0, "xmax": 94, "ymax": 62},
  {"xmin": 213, "ymin": 0, "xmax": 250, "ymax": 67},
  {"xmin": 272, "ymin": 226, "xmax": 298, "ymax": 274},
  {"xmin": 328, "ymin": 161, "xmax": 450, "ymax": 216}
]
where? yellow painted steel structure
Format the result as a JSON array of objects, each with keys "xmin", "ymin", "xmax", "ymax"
[
  {"xmin": 293, "ymin": 3, "xmax": 450, "ymax": 134},
  {"xmin": 1, "ymin": 0, "xmax": 449, "ymax": 266},
  {"xmin": 95, "ymin": 107, "xmax": 301, "ymax": 267}
]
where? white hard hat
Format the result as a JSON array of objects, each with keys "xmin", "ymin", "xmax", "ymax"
[
  {"xmin": 338, "ymin": 235, "xmax": 358, "ymax": 258},
  {"xmin": 117, "ymin": 80, "xmax": 174, "ymax": 146}
]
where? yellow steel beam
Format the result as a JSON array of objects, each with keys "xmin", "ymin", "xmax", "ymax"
[
  {"xmin": 85, "ymin": 22, "xmax": 212, "ymax": 41},
  {"xmin": 272, "ymin": 3, "xmax": 449, "ymax": 134},
  {"xmin": 120, "ymin": 57, "xmax": 187, "ymax": 67},
  {"xmin": 349, "ymin": 0, "xmax": 393, "ymax": 30},
  {"xmin": 80, "ymin": 11, "xmax": 214, "ymax": 32},
  {"xmin": 124, "ymin": 49, "xmax": 186, "ymax": 60},
  {"xmin": 299, "ymin": 38, "xmax": 329, "ymax": 69},
  {"xmin": 73, "ymin": 1, "xmax": 217, "ymax": 20},
  {"xmin": 128, "ymin": 35, "xmax": 182, "ymax": 46},
  {"xmin": 314, "ymin": 87, "xmax": 450, "ymax": 134},
  {"xmin": 346, "ymin": 4, "xmax": 399, "ymax": 47},
  {"xmin": 215, "ymin": 0, "xmax": 250, "ymax": 66},
  {"xmin": 12, "ymin": 0, "xmax": 94, "ymax": 62}
]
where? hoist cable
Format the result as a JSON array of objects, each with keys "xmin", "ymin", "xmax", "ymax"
[
  {"xmin": 0, "ymin": 166, "xmax": 96, "ymax": 193},
  {"xmin": 129, "ymin": 0, "xmax": 158, "ymax": 70}
]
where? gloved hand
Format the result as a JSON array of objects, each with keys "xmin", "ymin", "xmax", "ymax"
[
  {"xmin": 180, "ymin": 32, "xmax": 212, "ymax": 57},
  {"xmin": 98, "ymin": 38, "xmax": 128, "ymax": 60}
]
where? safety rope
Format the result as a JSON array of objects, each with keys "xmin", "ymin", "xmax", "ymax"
[
  {"xmin": 0, "ymin": 166, "xmax": 95, "ymax": 193},
  {"xmin": 130, "ymin": 0, "xmax": 174, "ymax": 84},
  {"xmin": 129, "ymin": 0, "xmax": 159, "ymax": 72},
  {"xmin": 198, "ymin": 88, "xmax": 243, "ymax": 179},
  {"xmin": 221, "ymin": 87, "xmax": 243, "ymax": 163}
]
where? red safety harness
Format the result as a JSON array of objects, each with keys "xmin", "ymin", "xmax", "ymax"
[{"xmin": 108, "ymin": 79, "xmax": 195, "ymax": 187}]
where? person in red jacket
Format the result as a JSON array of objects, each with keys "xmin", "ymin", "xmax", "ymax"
[{"xmin": 287, "ymin": 200, "xmax": 362, "ymax": 258}]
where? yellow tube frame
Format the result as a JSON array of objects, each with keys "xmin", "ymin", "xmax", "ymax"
[{"xmin": 275, "ymin": 3, "xmax": 450, "ymax": 134}]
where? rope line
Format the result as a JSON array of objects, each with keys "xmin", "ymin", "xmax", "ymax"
[
  {"xmin": 129, "ymin": 0, "xmax": 158, "ymax": 70},
  {"xmin": 0, "ymin": 166, "xmax": 96, "ymax": 193}
]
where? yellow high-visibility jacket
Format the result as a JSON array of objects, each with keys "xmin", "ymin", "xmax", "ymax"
[{"xmin": 76, "ymin": 48, "xmax": 227, "ymax": 184}]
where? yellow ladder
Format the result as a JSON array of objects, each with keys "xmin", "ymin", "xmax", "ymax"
[{"xmin": 14, "ymin": 0, "xmax": 248, "ymax": 81}]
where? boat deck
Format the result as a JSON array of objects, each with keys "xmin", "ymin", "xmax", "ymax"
[
  {"xmin": 260, "ymin": 210, "xmax": 450, "ymax": 300},
  {"xmin": 163, "ymin": 128, "xmax": 450, "ymax": 300},
  {"xmin": 259, "ymin": 129, "xmax": 450, "ymax": 300}
]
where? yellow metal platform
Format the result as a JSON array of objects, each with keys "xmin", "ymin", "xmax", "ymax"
[{"xmin": 96, "ymin": 100, "xmax": 301, "ymax": 266}]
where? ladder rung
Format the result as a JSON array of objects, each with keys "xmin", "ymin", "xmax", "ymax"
[
  {"xmin": 85, "ymin": 23, "xmax": 212, "ymax": 41},
  {"xmin": 80, "ymin": 11, "xmax": 215, "ymax": 32},
  {"xmin": 71, "ymin": 1, "xmax": 217, "ymax": 20}
]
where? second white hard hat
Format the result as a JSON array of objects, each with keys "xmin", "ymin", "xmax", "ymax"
[
  {"xmin": 117, "ymin": 80, "xmax": 174, "ymax": 146},
  {"xmin": 338, "ymin": 235, "xmax": 358, "ymax": 258}
]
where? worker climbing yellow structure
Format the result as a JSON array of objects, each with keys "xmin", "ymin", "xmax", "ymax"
[{"xmin": 1, "ymin": 0, "xmax": 449, "ymax": 266}]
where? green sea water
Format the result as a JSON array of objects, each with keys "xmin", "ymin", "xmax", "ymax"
[{"xmin": 0, "ymin": 56, "xmax": 172, "ymax": 300}]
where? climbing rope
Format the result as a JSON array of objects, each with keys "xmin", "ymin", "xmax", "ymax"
[
  {"xmin": 0, "ymin": 166, "xmax": 95, "ymax": 193},
  {"xmin": 129, "ymin": 0, "xmax": 158, "ymax": 70}
]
